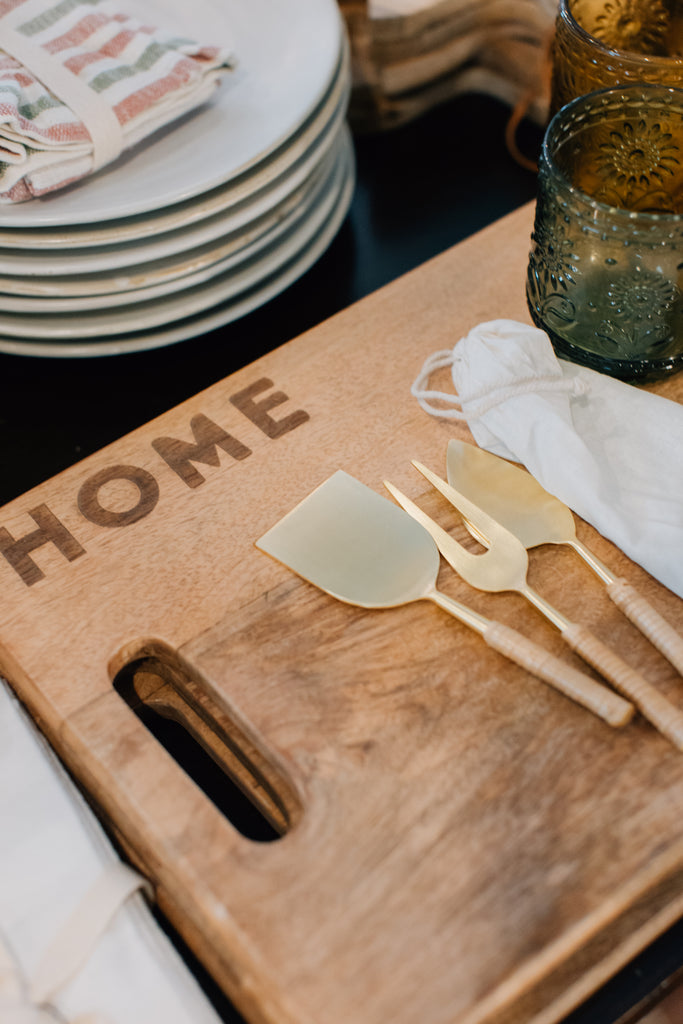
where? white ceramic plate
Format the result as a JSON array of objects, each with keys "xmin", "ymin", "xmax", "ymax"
[
  {"xmin": 0, "ymin": 38, "xmax": 350, "ymax": 251},
  {"xmin": 0, "ymin": 105, "xmax": 347, "ymax": 281},
  {"xmin": 0, "ymin": 0, "xmax": 343, "ymax": 227},
  {"xmin": 0, "ymin": 129, "xmax": 354, "ymax": 342},
  {"xmin": 0, "ymin": 141, "xmax": 354, "ymax": 358},
  {"xmin": 0, "ymin": 131, "xmax": 345, "ymax": 312}
]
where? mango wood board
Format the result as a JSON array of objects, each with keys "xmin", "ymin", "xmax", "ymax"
[{"xmin": 2, "ymin": 202, "xmax": 683, "ymax": 1024}]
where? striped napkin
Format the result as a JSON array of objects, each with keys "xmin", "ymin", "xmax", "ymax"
[{"xmin": 0, "ymin": 0, "xmax": 234, "ymax": 202}]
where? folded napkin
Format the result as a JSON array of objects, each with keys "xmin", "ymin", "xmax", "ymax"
[
  {"xmin": 0, "ymin": 678, "xmax": 225, "ymax": 1024},
  {"xmin": 411, "ymin": 319, "xmax": 683, "ymax": 599},
  {"xmin": 0, "ymin": 0, "xmax": 234, "ymax": 202}
]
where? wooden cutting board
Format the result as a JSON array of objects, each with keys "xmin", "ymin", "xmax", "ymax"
[{"xmin": 2, "ymin": 202, "xmax": 683, "ymax": 1024}]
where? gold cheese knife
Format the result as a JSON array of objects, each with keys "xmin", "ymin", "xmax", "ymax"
[{"xmin": 446, "ymin": 439, "xmax": 683, "ymax": 677}]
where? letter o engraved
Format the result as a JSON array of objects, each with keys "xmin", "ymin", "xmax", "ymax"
[{"xmin": 78, "ymin": 465, "xmax": 160, "ymax": 528}]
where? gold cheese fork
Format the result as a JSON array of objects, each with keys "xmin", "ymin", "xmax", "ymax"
[{"xmin": 384, "ymin": 462, "xmax": 683, "ymax": 750}]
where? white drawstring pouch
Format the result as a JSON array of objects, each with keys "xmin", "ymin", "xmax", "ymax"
[{"xmin": 411, "ymin": 319, "xmax": 683, "ymax": 600}]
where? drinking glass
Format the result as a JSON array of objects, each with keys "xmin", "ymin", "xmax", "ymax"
[
  {"xmin": 526, "ymin": 83, "xmax": 683, "ymax": 382},
  {"xmin": 551, "ymin": 0, "xmax": 683, "ymax": 115}
]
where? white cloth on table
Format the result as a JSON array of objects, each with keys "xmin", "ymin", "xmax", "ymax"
[{"xmin": 0, "ymin": 678, "xmax": 225, "ymax": 1024}]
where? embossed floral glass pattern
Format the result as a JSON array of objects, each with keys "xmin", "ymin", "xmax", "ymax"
[
  {"xmin": 526, "ymin": 85, "xmax": 683, "ymax": 382},
  {"xmin": 551, "ymin": 0, "xmax": 683, "ymax": 115}
]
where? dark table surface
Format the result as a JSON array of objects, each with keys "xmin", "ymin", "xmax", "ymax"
[{"xmin": 1, "ymin": 91, "xmax": 682, "ymax": 1024}]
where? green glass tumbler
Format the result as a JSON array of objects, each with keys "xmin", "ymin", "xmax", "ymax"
[
  {"xmin": 526, "ymin": 84, "xmax": 683, "ymax": 382},
  {"xmin": 551, "ymin": 0, "xmax": 683, "ymax": 116}
]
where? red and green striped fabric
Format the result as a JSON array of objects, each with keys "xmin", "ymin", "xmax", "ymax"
[{"xmin": 0, "ymin": 0, "xmax": 234, "ymax": 202}]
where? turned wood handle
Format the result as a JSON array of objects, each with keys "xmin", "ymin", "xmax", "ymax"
[
  {"xmin": 482, "ymin": 621, "xmax": 634, "ymax": 728},
  {"xmin": 606, "ymin": 578, "xmax": 683, "ymax": 678},
  {"xmin": 562, "ymin": 622, "xmax": 683, "ymax": 750}
]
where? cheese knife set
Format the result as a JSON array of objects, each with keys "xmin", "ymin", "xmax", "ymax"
[{"xmin": 257, "ymin": 441, "xmax": 683, "ymax": 746}]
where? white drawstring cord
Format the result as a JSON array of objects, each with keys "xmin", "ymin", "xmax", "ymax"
[{"xmin": 410, "ymin": 348, "xmax": 591, "ymax": 421}]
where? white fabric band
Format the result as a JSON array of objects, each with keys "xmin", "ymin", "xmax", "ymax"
[{"xmin": 0, "ymin": 0, "xmax": 124, "ymax": 169}]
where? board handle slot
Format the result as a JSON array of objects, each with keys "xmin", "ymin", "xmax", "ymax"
[{"xmin": 114, "ymin": 655, "xmax": 294, "ymax": 843}]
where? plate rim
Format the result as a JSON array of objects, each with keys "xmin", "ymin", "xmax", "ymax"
[
  {"xmin": 0, "ymin": 128, "xmax": 355, "ymax": 353},
  {"xmin": 0, "ymin": 38, "xmax": 350, "ymax": 249},
  {"xmin": 0, "ymin": 131, "xmax": 347, "ymax": 312},
  {"xmin": 0, "ymin": 82, "xmax": 349, "ymax": 279}
]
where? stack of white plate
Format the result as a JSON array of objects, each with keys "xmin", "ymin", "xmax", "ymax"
[{"xmin": 0, "ymin": 0, "xmax": 354, "ymax": 357}]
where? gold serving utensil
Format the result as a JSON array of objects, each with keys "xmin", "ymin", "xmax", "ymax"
[
  {"xmin": 392, "ymin": 461, "xmax": 683, "ymax": 750},
  {"xmin": 257, "ymin": 470, "xmax": 633, "ymax": 728},
  {"xmin": 446, "ymin": 439, "xmax": 683, "ymax": 677}
]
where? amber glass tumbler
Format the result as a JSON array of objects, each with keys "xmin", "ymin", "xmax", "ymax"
[
  {"xmin": 526, "ymin": 84, "xmax": 683, "ymax": 382},
  {"xmin": 551, "ymin": 0, "xmax": 683, "ymax": 115}
]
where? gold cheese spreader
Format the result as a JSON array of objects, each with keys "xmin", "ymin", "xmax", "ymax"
[
  {"xmin": 257, "ymin": 470, "xmax": 633, "ymax": 728},
  {"xmin": 446, "ymin": 439, "xmax": 683, "ymax": 677},
  {"xmin": 390, "ymin": 460, "xmax": 683, "ymax": 750}
]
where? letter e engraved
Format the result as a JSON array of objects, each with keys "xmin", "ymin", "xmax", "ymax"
[
  {"xmin": 152, "ymin": 413, "xmax": 251, "ymax": 488},
  {"xmin": 230, "ymin": 378, "xmax": 310, "ymax": 438},
  {"xmin": 0, "ymin": 505, "xmax": 86, "ymax": 586},
  {"xmin": 78, "ymin": 465, "xmax": 159, "ymax": 527}
]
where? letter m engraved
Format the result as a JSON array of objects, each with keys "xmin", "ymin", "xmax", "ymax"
[
  {"xmin": 0, "ymin": 505, "xmax": 86, "ymax": 586},
  {"xmin": 152, "ymin": 414, "xmax": 251, "ymax": 488}
]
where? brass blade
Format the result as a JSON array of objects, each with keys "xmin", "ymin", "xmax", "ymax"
[{"xmin": 446, "ymin": 439, "xmax": 577, "ymax": 549}]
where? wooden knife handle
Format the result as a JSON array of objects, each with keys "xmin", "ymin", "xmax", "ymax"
[
  {"xmin": 482, "ymin": 621, "xmax": 634, "ymax": 727},
  {"xmin": 562, "ymin": 622, "xmax": 683, "ymax": 750},
  {"xmin": 606, "ymin": 578, "xmax": 683, "ymax": 678}
]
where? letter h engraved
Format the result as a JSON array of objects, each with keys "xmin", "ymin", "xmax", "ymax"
[{"xmin": 0, "ymin": 504, "xmax": 85, "ymax": 586}]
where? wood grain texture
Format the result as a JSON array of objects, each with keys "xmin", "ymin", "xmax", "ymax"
[
  {"xmin": 2, "ymin": 202, "xmax": 683, "ymax": 1024},
  {"xmin": 637, "ymin": 979, "xmax": 683, "ymax": 1023}
]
